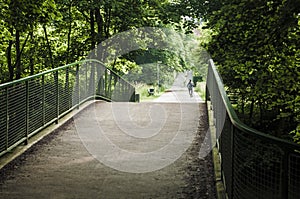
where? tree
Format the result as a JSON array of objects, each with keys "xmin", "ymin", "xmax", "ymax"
[
  {"xmin": 205, "ymin": 0, "xmax": 300, "ymax": 138},
  {"xmin": 1, "ymin": 0, "xmax": 60, "ymax": 81},
  {"xmin": 0, "ymin": 0, "xmax": 204, "ymax": 83}
]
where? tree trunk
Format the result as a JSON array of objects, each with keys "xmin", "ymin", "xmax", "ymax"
[
  {"xmin": 66, "ymin": 2, "xmax": 72, "ymax": 64},
  {"xmin": 15, "ymin": 29, "xmax": 21, "ymax": 79},
  {"xmin": 95, "ymin": 8, "xmax": 104, "ymax": 43},
  {"xmin": 90, "ymin": 9, "xmax": 96, "ymax": 52},
  {"xmin": 29, "ymin": 31, "xmax": 34, "ymax": 75},
  {"xmin": 104, "ymin": 6, "xmax": 111, "ymax": 38},
  {"xmin": 89, "ymin": 9, "xmax": 96, "ymax": 95},
  {"xmin": 43, "ymin": 25, "xmax": 55, "ymax": 69},
  {"xmin": 15, "ymin": 31, "xmax": 31, "ymax": 78},
  {"xmin": 6, "ymin": 36, "xmax": 14, "ymax": 81},
  {"xmin": 95, "ymin": 8, "xmax": 104, "ymax": 61}
]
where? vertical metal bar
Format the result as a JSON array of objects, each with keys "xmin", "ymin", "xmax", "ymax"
[
  {"xmin": 85, "ymin": 63, "xmax": 88, "ymax": 98},
  {"xmin": 99, "ymin": 77, "xmax": 103, "ymax": 96},
  {"xmin": 108, "ymin": 73, "xmax": 111, "ymax": 100},
  {"xmin": 281, "ymin": 150, "xmax": 289, "ymax": 199},
  {"xmin": 121, "ymin": 80, "xmax": 125, "ymax": 101},
  {"xmin": 55, "ymin": 71, "xmax": 59, "ymax": 124},
  {"xmin": 205, "ymin": 85, "xmax": 208, "ymax": 103},
  {"xmin": 76, "ymin": 64, "xmax": 80, "ymax": 108},
  {"xmin": 131, "ymin": 86, "xmax": 134, "ymax": 102},
  {"xmin": 66, "ymin": 67, "xmax": 70, "ymax": 109},
  {"xmin": 118, "ymin": 77, "xmax": 120, "ymax": 98},
  {"xmin": 96, "ymin": 64, "xmax": 100, "ymax": 96},
  {"xmin": 206, "ymin": 63, "xmax": 210, "ymax": 104},
  {"xmin": 25, "ymin": 81, "xmax": 29, "ymax": 145},
  {"xmin": 105, "ymin": 69, "xmax": 108, "ymax": 97},
  {"xmin": 124, "ymin": 84, "xmax": 127, "ymax": 101},
  {"xmin": 119, "ymin": 79, "xmax": 121, "ymax": 101},
  {"xmin": 110, "ymin": 72, "xmax": 113, "ymax": 99},
  {"xmin": 131, "ymin": 88, "xmax": 135, "ymax": 102},
  {"xmin": 108, "ymin": 72, "xmax": 112, "ymax": 99},
  {"xmin": 5, "ymin": 87, "xmax": 9, "ymax": 150},
  {"xmin": 230, "ymin": 123, "xmax": 235, "ymax": 199},
  {"xmin": 92, "ymin": 62, "xmax": 95, "ymax": 98},
  {"xmin": 114, "ymin": 76, "xmax": 117, "ymax": 101},
  {"xmin": 97, "ymin": 77, "xmax": 101, "ymax": 96},
  {"xmin": 42, "ymin": 75, "xmax": 45, "ymax": 125},
  {"xmin": 118, "ymin": 77, "xmax": 121, "ymax": 101}
]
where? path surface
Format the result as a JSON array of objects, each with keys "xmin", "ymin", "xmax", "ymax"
[
  {"xmin": 155, "ymin": 72, "xmax": 203, "ymax": 103},
  {"xmin": 0, "ymin": 74, "xmax": 216, "ymax": 199}
]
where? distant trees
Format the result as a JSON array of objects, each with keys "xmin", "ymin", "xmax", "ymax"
[
  {"xmin": 0, "ymin": 0, "xmax": 195, "ymax": 83},
  {"xmin": 204, "ymin": 0, "xmax": 300, "ymax": 139}
]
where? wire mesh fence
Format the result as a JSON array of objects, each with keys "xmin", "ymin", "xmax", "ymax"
[
  {"xmin": 206, "ymin": 59, "xmax": 300, "ymax": 199},
  {"xmin": 0, "ymin": 59, "xmax": 135, "ymax": 157},
  {"xmin": 289, "ymin": 153, "xmax": 300, "ymax": 198}
]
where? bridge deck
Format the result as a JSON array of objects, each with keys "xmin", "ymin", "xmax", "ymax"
[{"xmin": 0, "ymin": 75, "xmax": 216, "ymax": 199}]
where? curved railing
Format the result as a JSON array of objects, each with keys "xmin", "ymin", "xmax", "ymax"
[
  {"xmin": 0, "ymin": 59, "xmax": 135, "ymax": 157},
  {"xmin": 206, "ymin": 59, "xmax": 300, "ymax": 199}
]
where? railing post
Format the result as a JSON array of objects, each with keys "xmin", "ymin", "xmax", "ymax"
[
  {"xmin": 91, "ymin": 62, "xmax": 95, "ymax": 97},
  {"xmin": 205, "ymin": 85, "xmax": 207, "ymax": 103},
  {"xmin": 105, "ymin": 69, "xmax": 108, "ymax": 97},
  {"xmin": 85, "ymin": 63, "xmax": 88, "ymax": 98},
  {"xmin": 115, "ymin": 76, "xmax": 118, "ymax": 101},
  {"xmin": 42, "ymin": 75, "xmax": 45, "ymax": 125},
  {"xmin": 5, "ymin": 87, "xmax": 9, "ymax": 150},
  {"xmin": 230, "ymin": 123, "xmax": 235, "ymax": 198},
  {"xmin": 76, "ymin": 65, "xmax": 80, "ymax": 108},
  {"xmin": 97, "ymin": 77, "xmax": 101, "ymax": 96},
  {"xmin": 121, "ymin": 80, "xmax": 125, "ymax": 101},
  {"xmin": 25, "ymin": 81, "xmax": 29, "ymax": 145},
  {"xmin": 132, "ymin": 89, "xmax": 136, "ymax": 102},
  {"xmin": 281, "ymin": 150, "xmax": 289, "ymax": 199},
  {"xmin": 55, "ymin": 71, "xmax": 59, "ymax": 124},
  {"xmin": 108, "ymin": 72, "xmax": 112, "ymax": 99},
  {"xmin": 66, "ymin": 67, "xmax": 70, "ymax": 109}
]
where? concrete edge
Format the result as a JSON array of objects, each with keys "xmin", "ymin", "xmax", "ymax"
[
  {"xmin": 0, "ymin": 100, "xmax": 100, "ymax": 170},
  {"xmin": 207, "ymin": 101, "xmax": 228, "ymax": 199}
]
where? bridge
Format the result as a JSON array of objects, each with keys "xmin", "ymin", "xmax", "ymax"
[{"xmin": 0, "ymin": 59, "xmax": 299, "ymax": 199}]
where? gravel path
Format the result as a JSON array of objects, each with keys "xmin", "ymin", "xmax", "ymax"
[{"xmin": 0, "ymin": 102, "xmax": 216, "ymax": 199}]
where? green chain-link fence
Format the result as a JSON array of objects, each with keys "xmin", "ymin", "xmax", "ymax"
[
  {"xmin": 0, "ymin": 59, "xmax": 135, "ymax": 157},
  {"xmin": 206, "ymin": 59, "xmax": 300, "ymax": 199}
]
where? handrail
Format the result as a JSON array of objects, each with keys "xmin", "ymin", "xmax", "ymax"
[
  {"xmin": 0, "ymin": 59, "xmax": 136, "ymax": 157},
  {"xmin": 0, "ymin": 59, "xmax": 134, "ymax": 89},
  {"xmin": 206, "ymin": 59, "xmax": 300, "ymax": 199},
  {"xmin": 207, "ymin": 59, "xmax": 300, "ymax": 150}
]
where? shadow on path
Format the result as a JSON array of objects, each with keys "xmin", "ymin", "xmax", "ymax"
[{"xmin": 0, "ymin": 101, "xmax": 216, "ymax": 199}]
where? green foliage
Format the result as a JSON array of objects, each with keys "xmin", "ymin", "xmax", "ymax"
[
  {"xmin": 291, "ymin": 125, "xmax": 300, "ymax": 145},
  {"xmin": 0, "ymin": 0, "xmax": 194, "ymax": 84},
  {"xmin": 108, "ymin": 57, "xmax": 140, "ymax": 76},
  {"xmin": 135, "ymin": 83, "xmax": 164, "ymax": 102},
  {"xmin": 205, "ymin": 0, "xmax": 300, "ymax": 139},
  {"xmin": 194, "ymin": 81, "xmax": 206, "ymax": 100}
]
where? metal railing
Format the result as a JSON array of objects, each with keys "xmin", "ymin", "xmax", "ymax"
[
  {"xmin": 206, "ymin": 59, "xmax": 300, "ymax": 199},
  {"xmin": 0, "ymin": 59, "xmax": 135, "ymax": 157}
]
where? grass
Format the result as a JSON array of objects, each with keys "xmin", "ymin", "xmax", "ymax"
[
  {"xmin": 135, "ymin": 81, "xmax": 206, "ymax": 102},
  {"xmin": 194, "ymin": 81, "xmax": 206, "ymax": 100},
  {"xmin": 135, "ymin": 84, "xmax": 165, "ymax": 102}
]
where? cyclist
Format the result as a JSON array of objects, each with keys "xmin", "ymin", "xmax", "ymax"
[{"xmin": 187, "ymin": 79, "xmax": 193, "ymax": 97}]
